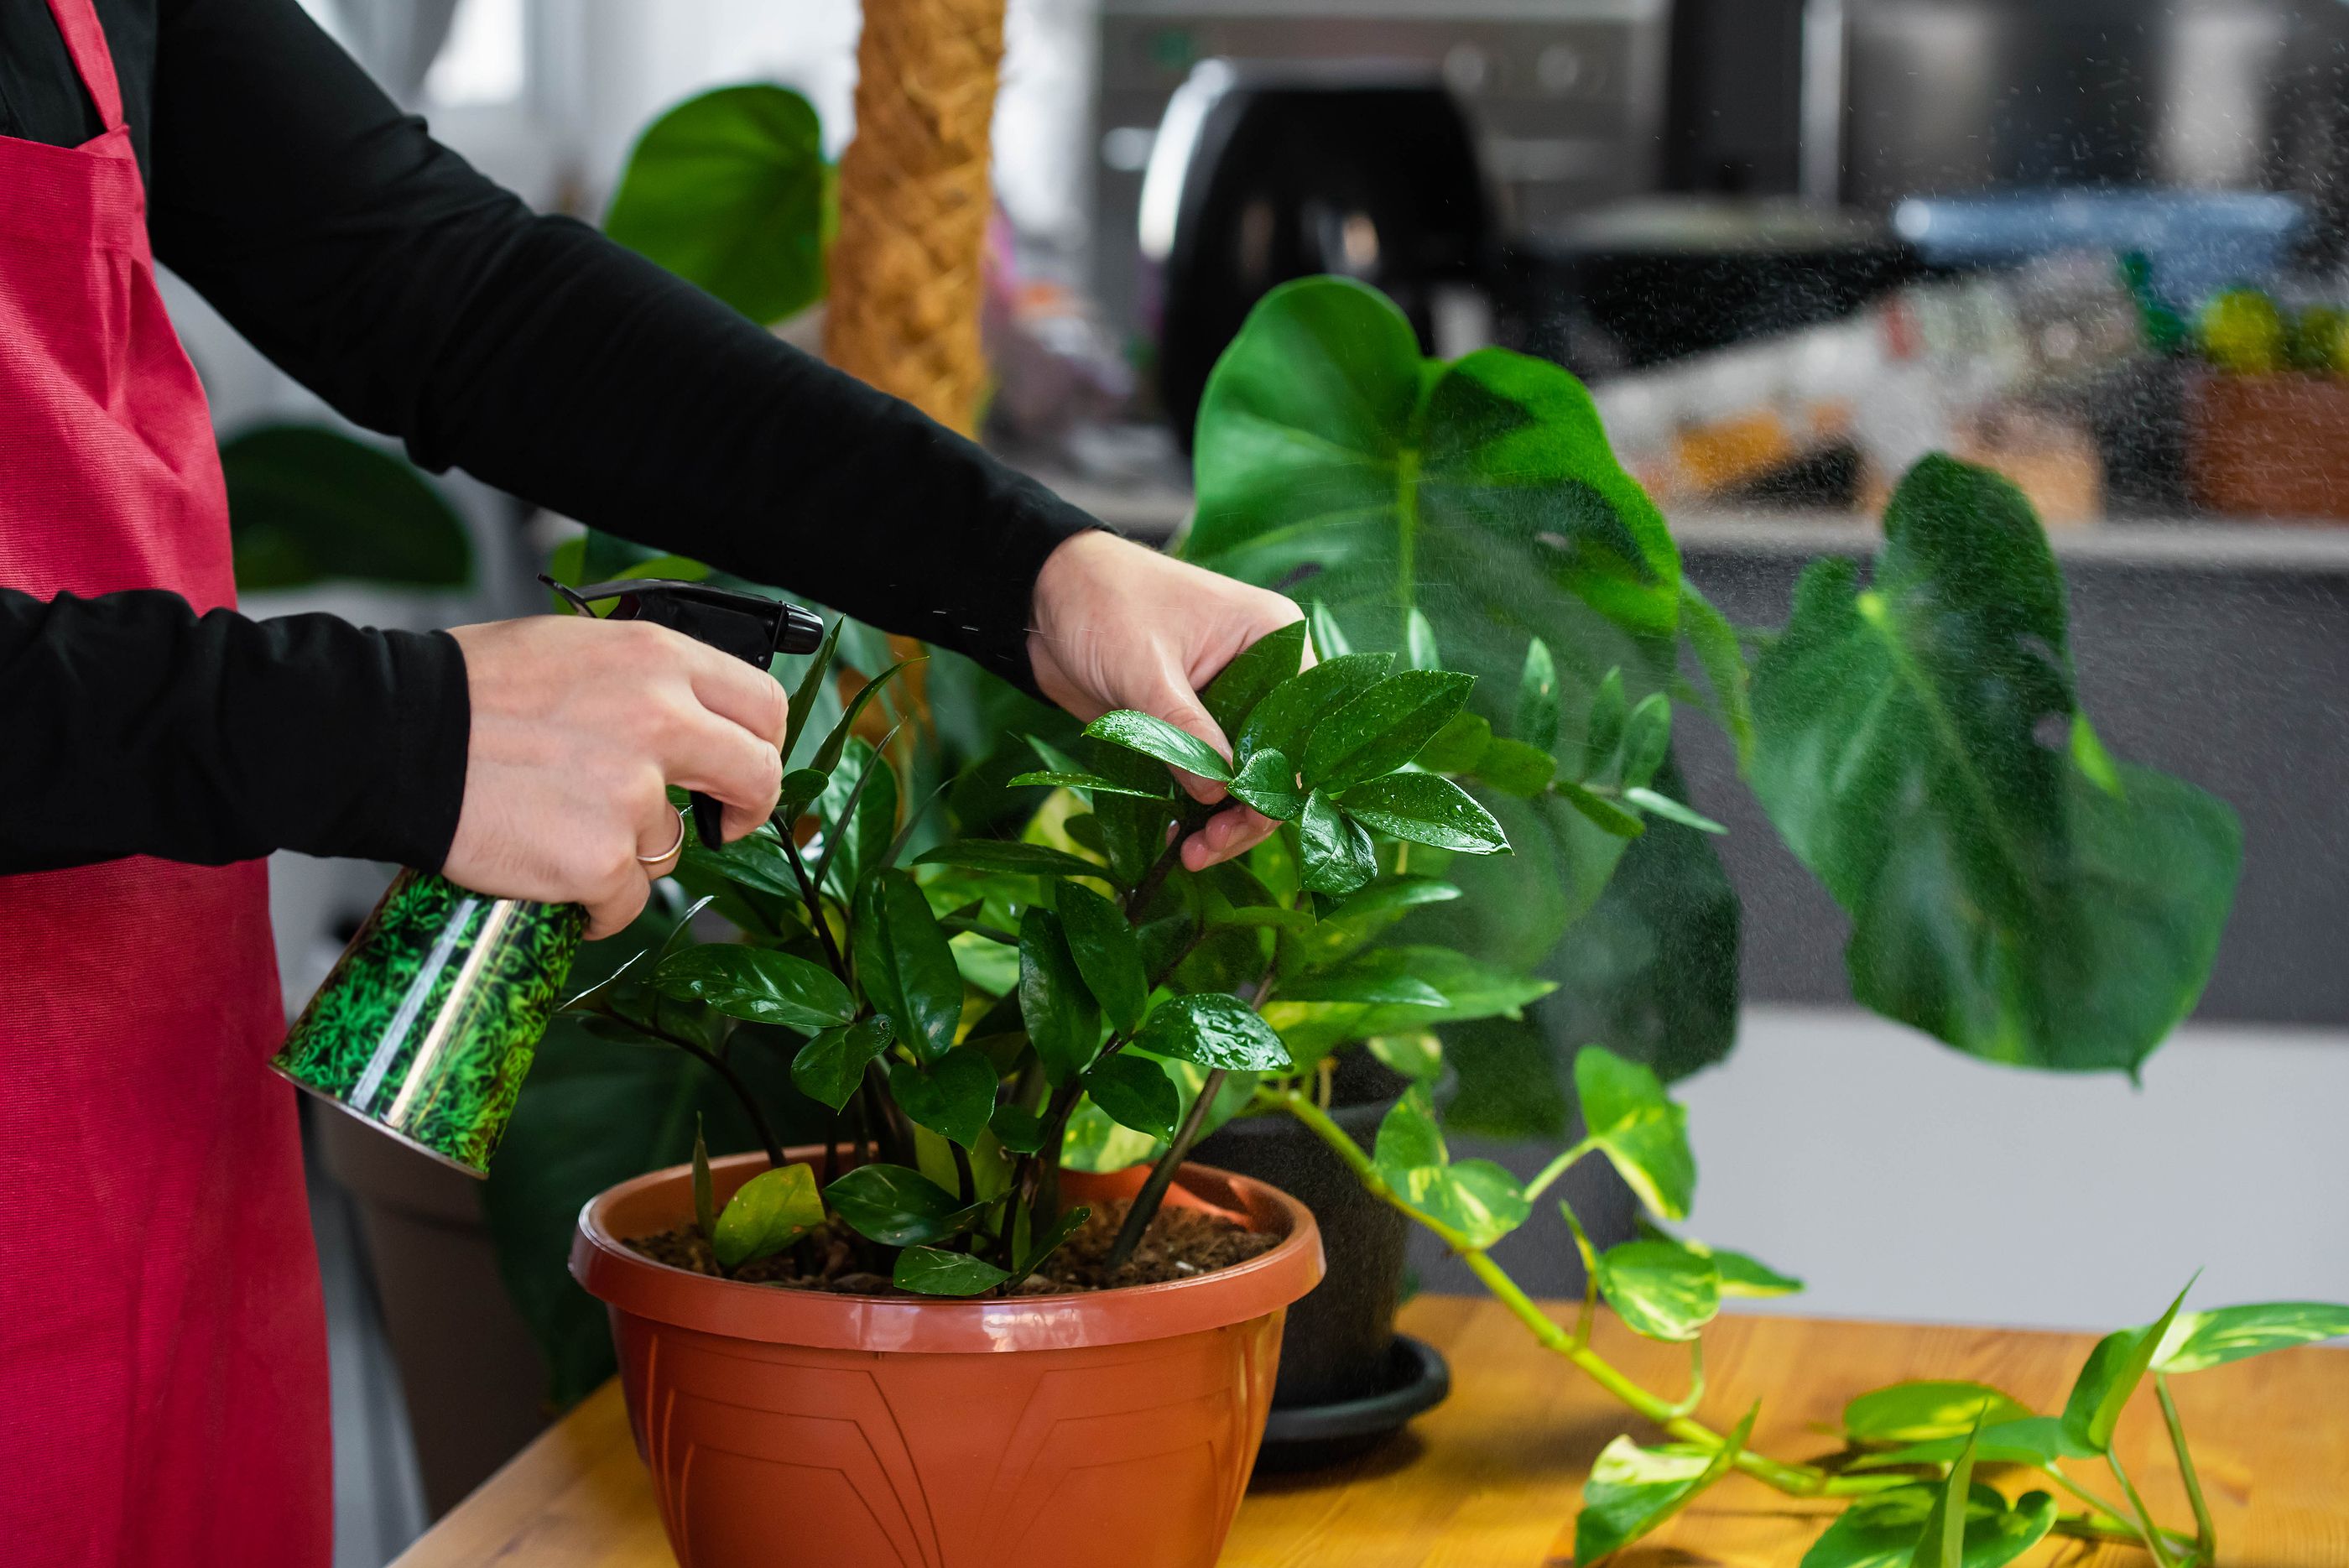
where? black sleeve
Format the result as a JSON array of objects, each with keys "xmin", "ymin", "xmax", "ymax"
[
  {"xmin": 146, "ymin": 0, "xmax": 1098, "ymax": 685},
  {"xmin": 0, "ymin": 590, "xmax": 467, "ymax": 875}
]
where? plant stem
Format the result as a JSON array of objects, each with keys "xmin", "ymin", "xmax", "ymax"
[
  {"xmin": 1522, "ymin": 1136, "xmax": 1597, "ymax": 1206},
  {"xmin": 1106, "ymin": 1068, "xmax": 1228, "ymax": 1271},
  {"xmin": 2155, "ymin": 1374, "xmax": 2218, "ymax": 1562},
  {"xmin": 1263, "ymin": 1086, "xmax": 1843, "ymax": 1498},
  {"xmin": 1127, "ymin": 815, "xmax": 1204, "ymax": 916},
  {"xmin": 2041, "ymin": 1462, "xmax": 2138, "ymax": 1531},
  {"xmin": 950, "ymin": 1139, "xmax": 976, "ymax": 1206},
  {"xmin": 617, "ymin": 1010, "xmax": 784, "ymax": 1166},
  {"xmin": 780, "ymin": 835, "xmax": 850, "ymax": 979},
  {"xmin": 2107, "ymin": 1449, "xmax": 2178, "ymax": 1568}
]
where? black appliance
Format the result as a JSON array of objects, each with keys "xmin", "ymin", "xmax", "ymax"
[{"xmin": 1140, "ymin": 62, "xmax": 1492, "ymax": 445}]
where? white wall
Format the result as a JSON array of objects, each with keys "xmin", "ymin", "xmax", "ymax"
[{"xmin": 1673, "ymin": 1007, "xmax": 2349, "ymax": 1331}]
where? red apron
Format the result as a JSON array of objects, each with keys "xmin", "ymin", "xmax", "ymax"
[{"xmin": 0, "ymin": 2, "xmax": 330, "ymax": 1562}]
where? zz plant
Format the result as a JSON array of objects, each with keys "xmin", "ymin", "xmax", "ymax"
[{"xmin": 556, "ymin": 614, "xmax": 1554, "ymax": 1295}]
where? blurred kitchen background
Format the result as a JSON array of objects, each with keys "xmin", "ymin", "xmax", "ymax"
[{"xmin": 176, "ymin": 3, "xmax": 2349, "ymax": 1561}]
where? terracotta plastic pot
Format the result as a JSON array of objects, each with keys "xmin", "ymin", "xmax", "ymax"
[{"xmin": 571, "ymin": 1149, "xmax": 1324, "ymax": 1568}]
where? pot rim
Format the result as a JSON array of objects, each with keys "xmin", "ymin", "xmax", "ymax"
[{"xmin": 570, "ymin": 1147, "xmax": 1326, "ymax": 1354}]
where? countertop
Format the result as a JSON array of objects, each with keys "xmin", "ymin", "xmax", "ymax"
[{"xmin": 390, "ymin": 1296, "xmax": 2349, "ymax": 1567}]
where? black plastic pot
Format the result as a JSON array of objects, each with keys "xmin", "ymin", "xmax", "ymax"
[{"xmin": 1192, "ymin": 1055, "xmax": 1446, "ymax": 1468}]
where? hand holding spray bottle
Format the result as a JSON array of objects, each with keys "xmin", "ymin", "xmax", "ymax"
[{"xmin": 272, "ymin": 579, "xmax": 824, "ymax": 1175}]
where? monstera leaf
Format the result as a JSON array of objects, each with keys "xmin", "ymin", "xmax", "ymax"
[
  {"xmin": 1186, "ymin": 275, "xmax": 1684, "ymax": 701},
  {"xmin": 1185, "ymin": 277, "xmax": 1739, "ymax": 1050},
  {"xmin": 1748, "ymin": 457, "xmax": 2242, "ymax": 1074},
  {"xmin": 604, "ymin": 84, "xmax": 832, "ymax": 325}
]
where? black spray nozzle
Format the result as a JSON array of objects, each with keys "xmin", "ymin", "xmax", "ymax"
[{"xmin": 539, "ymin": 575, "xmax": 827, "ymax": 849}]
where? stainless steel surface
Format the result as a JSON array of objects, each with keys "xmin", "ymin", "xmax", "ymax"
[
  {"xmin": 1807, "ymin": 0, "xmax": 2349, "ymax": 214},
  {"xmin": 1093, "ymin": 0, "xmax": 1672, "ymax": 342}
]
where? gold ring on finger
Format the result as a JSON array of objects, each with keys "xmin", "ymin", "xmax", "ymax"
[{"xmin": 636, "ymin": 805, "xmax": 688, "ymax": 867}]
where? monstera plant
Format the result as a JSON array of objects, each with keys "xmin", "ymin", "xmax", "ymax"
[{"xmin": 1184, "ymin": 276, "xmax": 2240, "ymax": 1085}]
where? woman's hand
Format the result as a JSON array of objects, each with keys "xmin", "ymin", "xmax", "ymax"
[
  {"xmin": 443, "ymin": 615, "xmax": 789, "ymax": 936},
  {"xmin": 1027, "ymin": 531, "xmax": 1308, "ymax": 872}
]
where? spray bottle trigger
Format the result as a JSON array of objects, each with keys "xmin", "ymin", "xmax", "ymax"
[{"xmin": 688, "ymin": 791, "xmax": 727, "ymax": 852}]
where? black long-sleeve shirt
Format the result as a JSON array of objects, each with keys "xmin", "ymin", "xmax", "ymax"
[{"xmin": 0, "ymin": 0, "xmax": 1094, "ymax": 876}]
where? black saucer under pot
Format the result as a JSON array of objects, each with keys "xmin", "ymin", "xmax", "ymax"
[{"xmin": 1193, "ymin": 1054, "xmax": 1447, "ymax": 1467}]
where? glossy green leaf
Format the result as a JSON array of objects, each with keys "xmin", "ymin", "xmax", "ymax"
[
  {"xmin": 1680, "ymin": 581, "xmax": 1754, "ymax": 767},
  {"xmin": 1748, "ymin": 456, "xmax": 2242, "ymax": 1074},
  {"xmin": 1202, "ymin": 621, "xmax": 1310, "ymax": 736},
  {"xmin": 988, "ymin": 1102, "xmax": 1045, "ymax": 1154},
  {"xmin": 223, "ymin": 425, "xmax": 471, "ymax": 591},
  {"xmin": 1918, "ymin": 1422, "xmax": 1978, "ymax": 1568},
  {"xmin": 893, "ymin": 1246, "xmax": 1009, "ymax": 1296},
  {"xmin": 1308, "ymin": 601, "xmax": 1352, "ymax": 659},
  {"xmin": 1516, "ymin": 638, "xmax": 1560, "ymax": 750},
  {"xmin": 1003, "ymin": 1204, "xmax": 1091, "ymax": 1290},
  {"xmin": 1227, "ymin": 748, "xmax": 1305, "ymax": 820},
  {"xmin": 1083, "ymin": 710, "xmax": 1233, "ymax": 783},
  {"xmin": 809, "ymin": 732, "xmax": 898, "ymax": 900},
  {"xmin": 1366, "ymin": 1031, "xmax": 1445, "ymax": 1081},
  {"xmin": 1338, "ymin": 773, "xmax": 1508, "ymax": 852},
  {"xmin": 654, "ymin": 945, "xmax": 853, "ymax": 1032},
  {"xmin": 1474, "ymin": 737, "xmax": 1559, "ymax": 797},
  {"xmin": 1296, "ymin": 792, "xmax": 1378, "ymax": 894},
  {"xmin": 789, "ymin": 1014, "xmax": 896, "ymax": 1112},
  {"xmin": 1005, "ymin": 770, "xmax": 1173, "ymax": 800},
  {"xmin": 1082, "ymin": 1052, "xmax": 1181, "ymax": 1142},
  {"xmin": 777, "ymin": 767, "xmax": 831, "ymax": 821},
  {"xmin": 1846, "ymin": 1383, "xmax": 2035, "ymax": 1448},
  {"xmin": 1555, "ymin": 779, "xmax": 1645, "ymax": 838},
  {"xmin": 690, "ymin": 1120, "xmax": 716, "ymax": 1242},
  {"xmin": 1186, "ymin": 278, "xmax": 1685, "ymax": 689},
  {"xmin": 1302, "ymin": 669, "xmax": 1474, "ymax": 790},
  {"xmin": 1055, "ymin": 880, "xmax": 1150, "ymax": 1034},
  {"xmin": 674, "ymin": 821, "xmax": 804, "ymax": 902},
  {"xmin": 1573, "ymin": 1409, "xmax": 1754, "ymax": 1567},
  {"xmin": 914, "ymin": 841, "xmax": 1107, "ymax": 881},
  {"xmin": 1848, "ymin": 1417, "xmax": 2087, "ymax": 1472},
  {"xmin": 888, "ymin": 1050, "xmax": 998, "ymax": 1149},
  {"xmin": 1618, "ymin": 694, "xmax": 1671, "ymax": 788},
  {"xmin": 1404, "ymin": 607, "xmax": 1442, "ymax": 670},
  {"xmin": 1018, "ymin": 906, "xmax": 1103, "ymax": 1085},
  {"xmin": 1712, "ymin": 1248, "xmax": 1804, "ymax": 1298},
  {"xmin": 711, "ymin": 1162, "xmax": 826, "ymax": 1268},
  {"xmin": 779, "ymin": 616, "xmax": 843, "ymax": 764},
  {"xmin": 1800, "ymin": 1486, "xmax": 2057, "ymax": 1568},
  {"xmin": 1624, "ymin": 786, "xmax": 1727, "ymax": 835},
  {"xmin": 1057, "ymin": 1094, "xmax": 1162, "ymax": 1173},
  {"xmin": 853, "ymin": 871, "xmax": 961, "ymax": 1061},
  {"xmin": 823, "ymin": 1164, "xmax": 976, "ymax": 1248},
  {"xmin": 808, "ymin": 658, "xmax": 921, "ymax": 775},
  {"xmin": 1130, "ymin": 993, "xmax": 1294, "ymax": 1072},
  {"xmin": 2061, "ymin": 1280, "xmax": 2194, "ymax": 1455},
  {"xmin": 1572, "ymin": 1047, "xmax": 1696, "ymax": 1220},
  {"xmin": 1372, "ymin": 1090, "xmax": 1529, "ymax": 1248},
  {"xmin": 2154, "ymin": 1301, "xmax": 2349, "ymax": 1373},
  {"xmin": 1585, "ymin": 669, "xmax": 1628, "ymax": 779},
  {"xmin": 1290, "ymin": 877, "xmax": 1463, "ymax": 972},
  {"xmin": 1594, "ymin": 1238, "xmax": 1721, "ymax": 1341},
  {"xmin": 603, "ymin": 84, "xmax": 828, "ymax": 325},
  {"xmin": 1414, "ymin": 709, "xmax": 1493, "ymax": 774},
  {"xmin": 1264, "ymin": 946, "xmax": 1554, "ymax": 1060},
  {"xmin": 1277, "ymin": 950, "xmax": 1450, "ymax": 1007},
  {"xmin": 1236, "ymin": 653, "xmax": 1393, "ymax": 767}
]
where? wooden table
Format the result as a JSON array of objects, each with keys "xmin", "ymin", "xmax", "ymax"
[{"xmin": 393, "ymin": 1298, "xmax": 2349, "ymax": 1567}]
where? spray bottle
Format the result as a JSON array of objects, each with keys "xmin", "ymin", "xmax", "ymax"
[{"xmin": 272, "ymin": 577, "xmax": 824, "ymax": 1175}]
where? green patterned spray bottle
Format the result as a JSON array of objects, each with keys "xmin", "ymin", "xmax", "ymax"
[{"xmin": 272, "ymin": 579, "xmax": 823, "ymax": 1175}]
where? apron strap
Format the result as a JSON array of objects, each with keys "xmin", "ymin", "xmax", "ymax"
[{"xmin": 43, "ymin": 0, "xmax": 126, "ymax": 135}]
